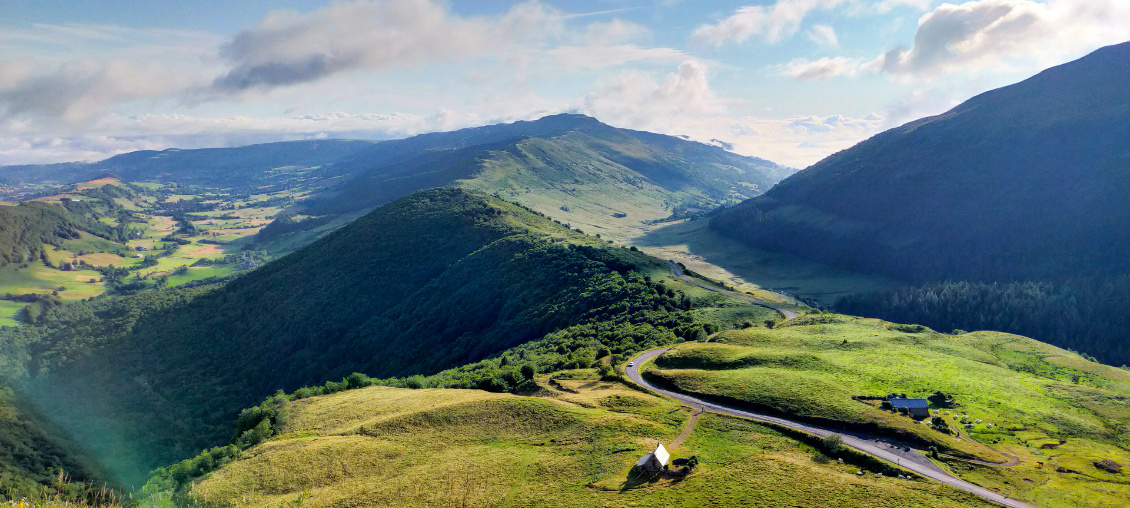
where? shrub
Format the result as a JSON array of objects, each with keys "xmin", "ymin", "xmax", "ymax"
[{"xmin": 822, "ymin": 433, "xmax": 844, "ymax": 455}]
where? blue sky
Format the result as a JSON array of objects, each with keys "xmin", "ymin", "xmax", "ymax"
[{"xmin": 1, "ymin": 0, "xmax": 1128, "ymax": 167}]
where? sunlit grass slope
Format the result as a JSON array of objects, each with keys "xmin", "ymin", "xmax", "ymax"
[
  {"xmin": 644, "ymin": 314, "xmax": 1130, "ymax": 508},
  {"xmin": 190, "ymin": 382, "xmax": 992, "ymax": 508}
]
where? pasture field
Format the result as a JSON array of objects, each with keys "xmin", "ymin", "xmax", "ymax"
[
  {"xmin": 0, "ymin": 301, "xmax": 23, "ymax": 327},
  {"xmin": 0, "ymin": 181, "xmax": 299, "ymax": 313},
  {"xmin": 632, "ymin": 219, "xmax": 900, "ymax": 306},
  {"xmin": 189, "ymin": 382, "xmax": 992, "ymax": 508},
  {"xmin": 642, "ymin": 314, "xmax": 1130, "ymax": 508},
  {"xmin": 0, "ymin": 261, "xmax": 105, "ymax": 302}
]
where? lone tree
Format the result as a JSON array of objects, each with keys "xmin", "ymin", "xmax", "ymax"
[{"xmin": 520, "ymin": 364, "xmax": 536, "ymax": 380}]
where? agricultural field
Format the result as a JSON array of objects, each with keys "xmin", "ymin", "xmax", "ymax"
[
  {"xmin": 0, "ymin": 178, "xmax": 303, "ymax": 324},
  {"xmin": 642, "ymin": 314, "xmax": 1130, "ymax": 508},
  {"xmin": 186, "ymin": 379, "xmax": 992, "ymax": 508}
]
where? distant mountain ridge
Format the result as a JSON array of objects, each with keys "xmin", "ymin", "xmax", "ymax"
[
  {"xmin": 0, "ymin": 115, "xmax": 791, "ymax": 219},
  {"xmin": 711, "ymin": 41, "xmax": 1130, "ymax": 283}
]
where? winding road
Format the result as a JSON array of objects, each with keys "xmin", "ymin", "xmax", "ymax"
[
  {"xmin": 665, "ymin": 260, "xmax": 798, "ymax": 319},
  {"xmin": 627, "ymin": 348, "xmax": 1037, "ymax": 508}
]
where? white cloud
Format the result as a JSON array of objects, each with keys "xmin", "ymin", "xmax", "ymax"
[
  {"xmin": 780, "ymin": 57, "xmax": 862, "ymax": 80},
  {"xmin": 583, "ymin": 18, "xmax": 651, "ymax": 46},
  {"xmin": 580, "ymin": 60, "xmax": 725, "ymax": 126},
  {"xmin": 0, "ymin": 59, "xmax": 205, "ymax": 125},
  {"xmin": 807, "ymin": 24, "xmax": 840, "ymax": 47},
  {"xmin": 692, "ymin": 0, "xmax": 847, "ymax": 46},
  {"xmin": 876, "ymin": 0, "xmax": 1130, "ymax": 77},
  {"xmin": 869, "ymin": 0, "xmax": 933, "ymax": 15},
  {"xmin": 579, "ymin": 61, "xmax": 883, "ymax": 167},
  {"xmin": 209, "ymin": 0, "xmax": 565, "ymax": 93},
  {"xmin": 546, "ymin": 45, "xmax": 690, "ymax": 70},
  {"xmin": 0, "ymin": 111, "xmax": 492, "ymax": 166},
  {"xmin": 0, "ymin": 24, "xmax": 222, "ymax": 126}
]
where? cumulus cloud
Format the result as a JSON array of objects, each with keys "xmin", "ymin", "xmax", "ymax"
[
  {"xmin": 0, "ymin": 24, "xmax": 221, "ymax": 125},
  {"xmin": 580, "ymin": 60, "xmax": 725, "ymax": 127},
  {"xmin": 692, "ymin": 0, "xmax": 847, "ymax": 46},
  {"xmin": 579, "ymin": 61, "xmax": 883, "ymax": 167},
  {"xmin": 210, "ymin": 0, "xmax": 564, "ymax": 93},
  {"xmin": 876, "ymin": 0, "xmax": 1130, "ymax": 76},
  {"xmin": 0, "ymin": 60, "xmax": 201, "ymax": 125}
]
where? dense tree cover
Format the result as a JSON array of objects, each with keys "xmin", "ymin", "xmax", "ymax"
[
  {"xmin": 712, "ymin": 42, "xmax": 1130, "ymax": 284},
  {"xmin": 0, "ymin": 188, "xmax": 712, "ymax": 487},
  {"xmin": 710, "ymin": 43, "xmax": 1130, "ymax": 362},
  {"xmin": 254, "ymin": 213, "xmax": 336, "ymax": 243},
  {"xmin": 0, "ymin": 201, "xmax": 117, "ymax": 268},
  {"xmin": 836, "ymin": 278, "xmax": 1130, "ymax": 367},
  {"xmin": 0, "ymin": 385, "xmax": 103, "ymax": 501}
]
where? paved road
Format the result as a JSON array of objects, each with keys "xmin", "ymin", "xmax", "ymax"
[
  {"xmin": 627, "ymin": 348, "xmax": 1038, "ymax": 508},
  {"xmin": 666, "ymin": 260, "xmax": 798, "ymax": 319}
]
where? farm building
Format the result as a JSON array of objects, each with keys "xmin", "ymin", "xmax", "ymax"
[
  {"xmin": 635, "ymin": 442, "xmax": 670, "ymax": 473},
  {"xmin": 889, "ymin": 397, "xmax": 930, "ymax": 418}
]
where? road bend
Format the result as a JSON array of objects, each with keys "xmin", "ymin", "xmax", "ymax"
[
  {"xmin": 627, "ymin": 348, "xmax": 1038, "ymax": 508},
  {"xmin": 665, "ymin": 260, "xmax": 798, "ymax": 320}
]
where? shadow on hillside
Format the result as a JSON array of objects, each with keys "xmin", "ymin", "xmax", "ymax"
[{"xmin": 631, "ymin": 219, "xmax": 900, "ymax": 305}]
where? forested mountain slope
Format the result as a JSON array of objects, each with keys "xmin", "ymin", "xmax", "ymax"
[
  {"xmin": 0, "ymin": 200, "xmax": 125, "ymax": 269},
  {"xmin": 711, "ymin": 41, "xmax": 1130, "ymax": 283},
  {"xmin": 1, "ymin": 188, "xmax": 720, "ymax": 487},
  {"xmin": 710, "ymin": 42, "xmax": 1130, "ymax": 365}
]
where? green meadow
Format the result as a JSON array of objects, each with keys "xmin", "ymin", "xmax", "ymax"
[
  {"xmin": 186, "ymin": 381, "xmax": 992, "ymax": 508},
  {"xmin": 642, "ymin": 314, "xmax": 1130, "ymax": 508}
]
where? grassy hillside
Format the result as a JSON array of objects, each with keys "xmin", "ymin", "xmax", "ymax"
[
  {"xmin": 296, "ymin": 114, "xmax": 791, "ymax": 242},
  {"xmin": 0, "ymin": 201, "xmax": 120, "ymax": 270},
  {"xmin": 712, "ymin": 41, "xmax": 1130, "ymax": 283},
  {"xmin": 709, "ymin": 42, "xmax": 1130, "ymax": 364},
  {"xmin": 0, "ymin": 115, "xmax": 790, "ymax": 246},
  {"xmin": 167, "ymin": 381, "xmax": 992, "ymax": 508},
  {"xmin": 1, "ymin": 188, "xmax": 780, "ymax": 488},
  {"xmin": 643, "ymin": 314, "xmax": 1130, "ymax": 508}
]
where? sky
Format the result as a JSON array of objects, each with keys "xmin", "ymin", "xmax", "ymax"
[{"xmin": 1, "ymin": 0, "xmax": 1128, "ymax": 168}]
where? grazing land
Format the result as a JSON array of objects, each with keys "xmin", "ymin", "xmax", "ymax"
[
  {"xmin": 179, "ymin": 381, "xmax": 992, "ymax": 508},
  {"xmin": 642, "ymin": 314, "xmax": 1130, "ymax": 508},
  {"xmin": 0, "ymin": 188, "xmax": 789, "ymax": 487}
]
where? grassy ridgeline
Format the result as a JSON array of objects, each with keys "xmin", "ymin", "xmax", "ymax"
[
  {"xmin": 2, "ymin": 188, "xmax": 748, "ymax": 487},
  {"xmin": 643, "ymin": 314, "xmax": 1130, "ymax": 508},
  {"xmin": 175, "ymin": 382, "xmax": 992, "ymax": 508}
]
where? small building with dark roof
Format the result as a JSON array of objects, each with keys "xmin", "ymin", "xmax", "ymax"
[{"xmin": 889, "ymin": 397, "xmax": 930, "ymax": 418}]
